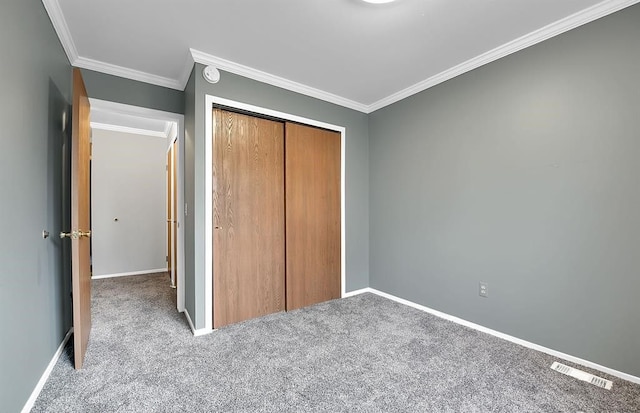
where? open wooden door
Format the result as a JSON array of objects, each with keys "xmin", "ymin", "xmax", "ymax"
[{"xmin": 64, "ymin": 68, "xmax": 92, "ymax": 369}]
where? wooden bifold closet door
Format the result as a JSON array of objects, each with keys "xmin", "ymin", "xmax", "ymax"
[
  {"xmin": 213, "ymin": 109, "xmax": 286, "ymax": 328},
  {"xmin": 212, "ymin": 108, "xmax": 341, "ymax": 328}
]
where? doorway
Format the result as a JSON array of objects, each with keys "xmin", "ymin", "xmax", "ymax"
[{"xmin": 88, "ymin": 99, "xmax": 186, "ymax": 313}]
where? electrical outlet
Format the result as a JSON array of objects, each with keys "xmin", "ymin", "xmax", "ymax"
[{"xmin": 479, "ymin": 282, "xmax": 488, "ymax": 298}]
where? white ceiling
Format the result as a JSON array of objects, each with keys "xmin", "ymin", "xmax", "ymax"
[{"xmin": 45, "ymin": 0, "xmax": 638, "ymax": 113}]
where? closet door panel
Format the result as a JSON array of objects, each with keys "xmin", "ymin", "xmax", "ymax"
[
  {"xmin": 285, "ymin": 123, "xmax": 341, "ymax": 311},
  {"xmin": 213, "ymin": 109, "xmax": 285, "ymax": 328}
]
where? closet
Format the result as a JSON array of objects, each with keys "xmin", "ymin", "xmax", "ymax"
[{"xmin": 212, "ymin": 108, "xmax": 341, "ymax": 328}]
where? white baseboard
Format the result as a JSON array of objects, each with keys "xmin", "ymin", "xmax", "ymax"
[
  {"xmin": 342, "ymin": 287, "xmax": 371, "ymax": 298},
  {"xmin": 92, "ymin": 268, "xmax": 168, "ymax": 279},
  {"xmin": 183, "ymin": 308, "xmax": 213, "ymax": 337},
  {"xmin": 355, "ymin": 288, "xmax": 640, "ymax": 385},
  {"xmin": 21, "ymin": 327, "xmax": 73, "ymax": 413}
]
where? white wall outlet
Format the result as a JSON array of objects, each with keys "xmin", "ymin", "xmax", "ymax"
[{"xmin": 479, "ymin": 282, "xmax": 488, "ymax": 298}]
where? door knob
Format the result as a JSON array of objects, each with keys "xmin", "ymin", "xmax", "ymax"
[
  {"xmin": 60, "ymin": 230, "xmax": 91, "ymax": 239},
  {"xmin": 60, "ymin": 231, "xmax": 78, "ymax": 240}
]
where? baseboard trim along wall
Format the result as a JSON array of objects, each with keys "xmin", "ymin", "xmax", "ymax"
[
  {"xmin": 343, "ymin": 288, "xmax": 372, "ymax": 298},
  {"xmin": 21, "ymin": 328, "xmax": 73, "ymax": 413},
  {"xmin": 92, "ymin": 268, "xmax": 168, "ymax": 279},
  {"xmin": 184, "ymin": 309, "xmax": 213, "ymax": 337},
  {"xmin": 357, "ymin": 288, "xmax": 640, "ymax": 385}
]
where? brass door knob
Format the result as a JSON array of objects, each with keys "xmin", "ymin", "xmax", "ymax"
[{"xmin": 60, "ymin": 230, "xmax": 90, "ymax": 239}]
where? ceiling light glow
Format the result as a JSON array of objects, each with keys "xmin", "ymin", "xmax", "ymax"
[{"xmin": 361, "ymin": 0, "xmax": 396, "ymax": 3}]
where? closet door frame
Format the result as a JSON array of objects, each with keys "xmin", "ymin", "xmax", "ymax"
[{"xmin": 203, "ymin": 95, "xmax": 346, "ymax": 332}]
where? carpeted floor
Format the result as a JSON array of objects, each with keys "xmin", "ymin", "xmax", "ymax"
[{"xmin": 32, "ymin": 273, "xmax": 640, "ymax": 412}]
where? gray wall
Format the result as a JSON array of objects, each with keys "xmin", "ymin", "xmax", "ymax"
[
  {"xmin": 183, "ymin": 70, "xmax": 197, "ymax": 321},
  {"xmin": 80, "ymin": 69, "xmax": 185, "ymax": 115},
  {"xmin": 369, "ymin": 4, "xmax": 640, "ymax": 377},
  {"xmin": 0, "ymin": 1, "xmax": 72, "ymax": 411},
  {"xmin": 91, "ymin": 129, "xmax": 168, "ymax": 276},
  {"xmin": 184, "ymin": 64, "xmax": 370, "ymax": 329}
]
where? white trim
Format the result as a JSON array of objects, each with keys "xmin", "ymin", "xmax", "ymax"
[
  {"xmin": 164, "ymin": 122, "xmax": 175, "ymax": 141},
  {"xmin": 340, "ymin": 117, "xmax": 346, "ymax": 299},
  {"xmin": 204, "ymin": 95, "xmax": 347, "ymax": 331},
  {"xmin": 92, "ymin": 268, "xmax": 168, "ymax": 279},
  {"xmin": 342, "ymin": 287, "xmax": 372, "ymax": 298},
  {"xmin": 359, "ymin": 288, "xmax": 640, "ymax": 385},
  {"xmin": 184, "ymin": 309, "xmax": 214, "ymax": 337},
  {"xmin": 41, "ymin": 0, "xmax": 78, "ymax": 64},
  {"xmin": 42, "ymin": 0, "xmax": 183, "ymax": 90},
  {"xmin": 44, "ymin": 0, "xmax": 640, "ymax": 111},
  {"xmin": 204, "ymin": 96, "xmax": 214, "ymax": 331},
  {"xmin": 366, "ymin": 0, "xmax": 640, "ymax": 112},
  {"xmin": 21, "ymin": 328, "xmax": 73, "ymax": 413},
  {"xmin": 90, "ymin": 122, "xmax": 168, "ymax": 139},
  {"xmin": 192, "ymin": 49, "xmax": 368, "ymax": 113},
  {"xmin": 87, "ymin": 99, "xmax": 186, "ymax": 312},
  {"xmin": 89, "ymin": 99, "xmax": 181, "ymax": 122},
  {"xmin": 176, "ymin": 120, "xmax": 186, "ymax": 313},
  {"xmin": 73, "ymin": 56, "xmax": 184, "ymax": 90}
]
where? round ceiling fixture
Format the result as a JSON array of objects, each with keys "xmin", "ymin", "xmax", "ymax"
[{"xmin": 202, "ymin": 66, "xmax": 220, "ymax": 84}]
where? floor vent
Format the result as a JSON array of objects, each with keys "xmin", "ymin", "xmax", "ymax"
[{"xmin": 550, "ymin": 362, "xmax": 613, "ymax": 390}]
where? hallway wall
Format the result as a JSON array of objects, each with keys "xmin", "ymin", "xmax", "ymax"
[{"xmin": 91, "ymin": 129, "xmax": 168, "ymax": 277}]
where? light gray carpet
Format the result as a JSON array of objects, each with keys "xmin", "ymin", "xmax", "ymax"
[{"xmin": 32, "ymin": 273, "xmax": 639, "ymax": 412}]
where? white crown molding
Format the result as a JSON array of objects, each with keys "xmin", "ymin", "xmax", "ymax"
[
  {"xmin": 44, "ymin": 0, "xmax": 639, "ymax": 112},
  {"xmin": 190, "ymin": 49, "xmax": 369, "ymax": 113},
  {"xmin": 366, "ymin": 0, "xmax": 640, "ymax": 112},
  {"xmin": 88, "ymin": 98, "xmax": 184, "ymax": 125},
  {"xmin": 90, "ymin": 122, "xmax": 169, "ymax": 138},
  {"xmin": 42, "ymin": 0, "xmax": 78, "ymax": 63},
  {"xmin": 42, "ymin": 0, "xmax": 184, "ymax": 90},
  {"xmin": 74, "ymin": 56, "xmax": 184, "ymax": 90}
]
